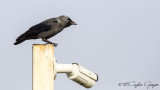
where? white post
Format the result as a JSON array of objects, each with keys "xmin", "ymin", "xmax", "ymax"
[{"xmin": 33, "ymin": 44, "xmax": 54, "ymax": 90}]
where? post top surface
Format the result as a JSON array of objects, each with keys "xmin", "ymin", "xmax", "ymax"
[
  {"xmin": 33, "ymin": 44, "xmax": 54, "ymax": 45},
  {"xmin": 33, "ymin": 44, "xmax": 54, "ymax": 46}
]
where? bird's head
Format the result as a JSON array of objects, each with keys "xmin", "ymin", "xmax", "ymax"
[{"xmin": 58, "ymin": 15, "xmax": 77, "ymax": 27}]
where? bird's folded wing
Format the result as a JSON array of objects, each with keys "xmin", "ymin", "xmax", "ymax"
[
  {"xmin": 16, "ymin": 23, "xmax": 52, "ymax": 41},
  {"xmin": 25, "ymin": 23, "xmax": 52, "ymax": 35}
]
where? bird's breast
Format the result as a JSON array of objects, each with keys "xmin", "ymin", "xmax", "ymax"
[{"xmin": 37, "ymin": 26, "xmax": 64, "ymax": 39}]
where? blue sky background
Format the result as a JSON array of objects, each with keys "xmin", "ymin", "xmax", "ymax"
[{"xmin": 0, "ymin": 0, "xmax": 160, "ymax": 90}]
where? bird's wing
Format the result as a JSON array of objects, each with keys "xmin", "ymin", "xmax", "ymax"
[
  {"xmin": 16, "ymin": 18, "xmax": 58, "ymax": 41},
  {"xmin": 25, "ymin": 23, "xmax": 52, "ymax": 35},
  {"xmin": 16, "ymin": 23, "xmax": 53, "ymax": 41}
]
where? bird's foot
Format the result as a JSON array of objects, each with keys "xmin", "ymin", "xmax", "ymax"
[
  {"xmin": 53, "ymin": 43, "xmax": 58, "ymax": 47},
  {"xmin": 46, "ymin": 42, "xmax": 58, "ymax": 47}
]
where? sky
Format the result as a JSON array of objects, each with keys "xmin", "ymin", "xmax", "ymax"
[{"xmin": 0, "ymin": 0, "xmax": 160, "ymax": 90}]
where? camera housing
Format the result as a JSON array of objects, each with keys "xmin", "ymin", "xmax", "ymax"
[{"xmin": 54, "ymin": 60, "xmax": 98, "ymax": 88}]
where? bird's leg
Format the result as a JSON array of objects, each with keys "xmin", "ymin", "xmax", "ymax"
[
  {"xmin": 42, "ymin": 38, "xmax": 58, "ymax": 47},
  {"xmin": 42, "ymin": 38, "xmax": 53, "ymax": 44}
]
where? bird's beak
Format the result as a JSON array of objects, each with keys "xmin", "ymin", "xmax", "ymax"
[{"xmin": 70, "ymin": 21, "xmax": 77, "ymax": 25}]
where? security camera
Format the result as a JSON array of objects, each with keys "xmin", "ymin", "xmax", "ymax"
[{"xmin": 54, "ymin": 60, "xmax": 98, "ymax": 88}]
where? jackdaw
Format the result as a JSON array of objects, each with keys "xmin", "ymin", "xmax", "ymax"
[{"xmin": 14, "ymin": 15, "xmax": 77, "ymax": 47}]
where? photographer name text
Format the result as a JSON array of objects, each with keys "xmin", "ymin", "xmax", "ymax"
[{"xmin": 118, "ymin": 81, "xmax": 158, "ymax": 89}]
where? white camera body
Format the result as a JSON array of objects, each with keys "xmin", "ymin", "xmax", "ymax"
[{"xmin": 54, "ymin": 60, "xmax": 98, "ymax": 88}]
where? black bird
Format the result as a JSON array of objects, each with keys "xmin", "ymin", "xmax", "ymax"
[{"xmin": 14, "ymin": 15, "xmax": 77, "ymax": 47}]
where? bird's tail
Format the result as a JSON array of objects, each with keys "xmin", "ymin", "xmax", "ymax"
[{"xmin": 14, "ymin": 37, "xmax": 26, "ymax": 45}]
